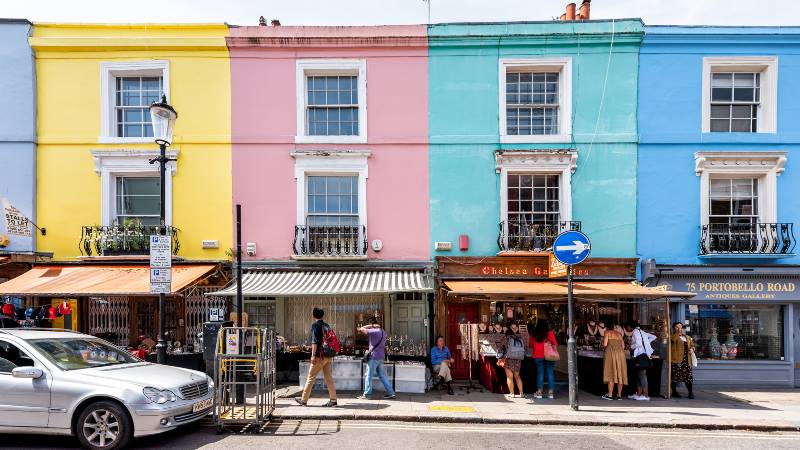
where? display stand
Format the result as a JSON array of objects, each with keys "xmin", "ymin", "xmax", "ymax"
[{"xmin": 459, "ymin": 322, "xmax": 482, "ymax": 393}]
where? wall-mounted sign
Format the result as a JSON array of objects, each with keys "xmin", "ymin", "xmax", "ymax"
[
  {"xmin": 437, "ymin": 256, "xmax": 636, "ymax": 280},
  {"xmin": 548, "ymin": 253, "xmax": 568, "ymax": 278},
  {"xmin": 2, "ymin": 198, "xmax": 31, "ymax": 237},
  {"xmin": 660, "ymin": 276, "xmax": 799, "ymax": 301}
]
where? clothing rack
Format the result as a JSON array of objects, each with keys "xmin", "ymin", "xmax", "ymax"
[{"xmin": 458, "ymin": 322, "xmax": 482, "ymax": 393}]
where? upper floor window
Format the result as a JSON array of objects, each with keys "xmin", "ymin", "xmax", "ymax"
[
  {"xmin": 306, "ymin": 175, "xmax": 359, "ymax": 226},
  {"xmin": 115, "ymin": 77, "xmax": 163, "ymax": 138},
  {"xmin": 507, "ymin": 174, "xmax": 561, "ymax": 227},
  {"xmin": 709, "ymin": 177, "xmax": 758, "ymax": 227},
  {"xmin": 306, "ymin": 76, "xmax": 359, "ymax": 136},
  {"xmin": 115, "ymin": 176, "xmax": 161, "ymax": 226},
  {"xmin": 296, "ymin": 60, "xmax": 367, "ymax": 144},
  {"xmin": 702, "ymin": 57, "xmax": 777, "ymax": 134},
  {"xmin": 100, "ymin": 61, "xmax": 170, "ymax": 143},
  {"xmin": 500, "ymin": 58, "xmax": 572, "ymax": 144}
]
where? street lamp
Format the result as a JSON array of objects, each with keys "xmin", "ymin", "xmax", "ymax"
[{"xmin": 149, "ymin": 94, "xmax": 177, "ymax": 365}]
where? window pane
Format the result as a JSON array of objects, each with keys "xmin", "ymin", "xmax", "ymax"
[
  {"xmin": 710, "ymin": 119, "xmax": 730, "ymax": 132},
  {"xmin": 685, "ymin": 304, "xmax": 784, "ymax": 360},
  {"xmin": 709, "ymin": 179, "xmax": 731, "ymax": 197},
  {"xmin": 731, "ymin": 119, "xmax": 752, "ymax": 132},
  {"xmin": 711, "ymin": 73, "xmax": 732, "ymax": 87},
  {"xmin": 733, "ymin": 88, "xmax": 754, "ymax": 102}
]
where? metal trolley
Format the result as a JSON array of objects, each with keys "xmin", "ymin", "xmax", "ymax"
[{"xmin": 213, "ymin": 327, "xmax": 276, "ymax": 433}]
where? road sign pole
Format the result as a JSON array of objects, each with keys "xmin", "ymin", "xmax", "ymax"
[{"xmin": 567, "ymin": 265, "xmax": 579, "ymax": 410}]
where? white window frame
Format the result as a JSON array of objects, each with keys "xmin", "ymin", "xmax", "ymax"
[
  {"xmin": 701, "ymin": 57, "xmax": 778, "ymax": 134},
  {"xmin": 295, "ymin": 59, "xmax": 367, "ymax": 144},
  {"xmin": 100, "ymin": 60, "xmax": 170, "ymax": 144},
  {"xmin": 291, "ymin": 150, "xmax": 370, "ymax": 228},
  {"xmin": 695, "ymin": 151, "xmax": 786, "ymax": 228},
  {"xmin": 92, "ymin": 149, "xmax": 178, "ymax": 226},
  {"xmin": 499, "ymin": 58, "xmax": 573, "ymax": 144},
  {"xmin": 496, "ymin": 150, "xmax": 577, "ymax": 228}
]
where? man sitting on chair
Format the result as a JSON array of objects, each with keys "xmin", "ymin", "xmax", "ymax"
[{"xmin": 430, "ymin": 335, "xmax": 455, "ymax": 395}]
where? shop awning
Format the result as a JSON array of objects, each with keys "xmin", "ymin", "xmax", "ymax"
[
  {"xmin": 210, "ymin": 269, "xmax": 433, "ymax": 296},
  {"xmin": 443, "ymin": 280, "xmax": 694, "ymax": 299},
  {"xmin": 0, "ymin": 265, "xmax": 216, "ymax": 296}
]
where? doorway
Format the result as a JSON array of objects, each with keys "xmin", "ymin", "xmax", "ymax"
[{"xmin": 446, "ymin": 302, "xmax": 478, "ymax": 379}]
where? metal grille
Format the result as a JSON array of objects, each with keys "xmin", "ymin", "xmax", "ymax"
[
  {"xmin": 178, "ymin": 381, "xmax": 209, "ymax": 400},
  {"xmin": 87, "ymin": 297, "xmax": 130, "ymax": 347},
  {"xmin": 184, "ymin": 286, "xmax": 228, "ymax": 351}
]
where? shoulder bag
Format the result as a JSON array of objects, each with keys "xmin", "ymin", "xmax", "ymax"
[
  {"xmin": 363, "ymin": 330, "xmax": 385, "ymax": 363},
  {"xmin": 632, "ymin": 329, "xmax": 652, "ymax": 370}
]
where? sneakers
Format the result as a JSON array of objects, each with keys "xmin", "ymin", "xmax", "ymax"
[
  {"xmin": 355, "ymin": 394, "xmax": 370, "ymax": 400},
  {"xmin": 627, "ymin": 394, "xmax": 639, "ymax": 400},
  {"xmin": 293, "ymin": 397, "xmax": 307, "ymax": 406},
  {"xmin": 601, "ymin": 394, "xmax": 614, "ymax": 401},
  {"xmin": 383, "ymin": 394, "xmax": 396, "ymax": 399},
  {"xmin": 533, "ymin": 391, "xmax": 543, "ymax": 399},
  {"xmin": 547, "ymin": 391, "xmax": 555, "ymax": 399},
  {"xmin": 635, "ymin": 395, "xmax": 650, "ymax": 401}
]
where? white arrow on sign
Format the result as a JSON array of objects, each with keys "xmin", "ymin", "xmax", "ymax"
[{"xmin": 555, "ymin": 241, "xmax": 591, "ymax": 256}]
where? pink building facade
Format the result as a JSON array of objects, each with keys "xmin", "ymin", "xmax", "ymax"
[{"xmin": 226, "ymin": 25, "xmax": 432, "ymax": 347}]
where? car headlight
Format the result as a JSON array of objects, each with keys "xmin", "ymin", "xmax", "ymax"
[
  {"xmin": 207, "ymin": 377, "xmax": 215, "ymax": 391},
  {"xmin": 143, "ymin": 387, "xmax": 177, "ymax": 404}
]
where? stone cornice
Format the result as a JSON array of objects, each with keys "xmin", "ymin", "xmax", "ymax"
[
  {"xmin": 225, "ymin": 35, "xmax": 427, "ymax": 48},
  {"xmin": 495, "ymin": 149, "xmax": 578, "ymax": 174},
  {"xmin": 693, "ymin": 151, "xmax": 787, "ymax": 176}
]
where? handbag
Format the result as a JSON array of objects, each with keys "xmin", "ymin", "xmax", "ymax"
[
  {"xmin": 690, "ymin": 349, "xmax": 698, "ymax": 368},
  {"xmin": 632, "ymin": 329, "xmax": 652, "ymax": 370},
  {"xmin": 544, "ymin": 341, "xmax": 560, "ymax": 362},
  {"xmin": 362, "ymin": 330, "xmax": 385, "ymax": 363}
]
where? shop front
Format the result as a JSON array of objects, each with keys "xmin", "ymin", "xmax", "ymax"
[
  {"xmin": 650, "ymin": 265, "xmax": 800, "ymax": 387},
  {"xmin": 437, "ymin": 256, "xmax": 693, "ymax": 395},
  {"xmin": 0, "ymin": 262, "xmax": 228, "ymax": 370},
  {"xmin": 210, "ymin": 266, "xmax": 434, "ymax": 392}
]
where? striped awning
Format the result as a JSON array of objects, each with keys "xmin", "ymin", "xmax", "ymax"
[{"xmin": 210, "ymin": 269, "xmax": 432, "ymax": 296}]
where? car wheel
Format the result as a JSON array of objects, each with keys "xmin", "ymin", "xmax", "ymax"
[{"xmin": 76, "ymin": 401, "xmax": 133, "ymax": 450}]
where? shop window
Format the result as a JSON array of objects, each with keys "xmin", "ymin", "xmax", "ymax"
[
  {"xmin": 244, "ymin": 298, "xmax": 276, "ymax": 329},
  {"xmin": 295, "ymin": 59, "xmax": 367, "ymax": 144},
  {"xmin": 684, "ymin": 304, "xmax": 784, "ymax": 360},
  {"xmin": 284, "ymin": 296, "xmax": 382, "ymax": 352}
]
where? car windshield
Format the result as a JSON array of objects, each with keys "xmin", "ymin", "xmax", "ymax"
[{"xmin": 28, "ymin": 338, "xmax": 138, "ymax": 371}]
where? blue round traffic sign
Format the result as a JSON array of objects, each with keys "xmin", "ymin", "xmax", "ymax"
[{"xmin": 553, "ymin": 230, "xmax": 591, "ymax": 266}]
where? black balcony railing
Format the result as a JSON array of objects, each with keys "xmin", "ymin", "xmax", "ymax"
[
  {"xmin": 80, "ymin": 225, "xmax": 180, "ymax": 257},
  {"xmin": 700, "ymin": 223, "xmax": 796, "ymax": 255},
  {"xmin": 498, "ymin": 220, "xmax": 581, "ymax": 252},
  {"xmin": 293, "ymin": 225, "xmax": 367, "ymax": 257}
]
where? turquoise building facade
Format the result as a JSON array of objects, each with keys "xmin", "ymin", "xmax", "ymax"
[{"xmin": 428, "ymin": 20, "xmax": 644, "ymax": 258}]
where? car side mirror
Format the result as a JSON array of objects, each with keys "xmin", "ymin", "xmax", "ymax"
[{"xmin": 12, "ymin": 367, "xmax": 43, "ymax": 379}]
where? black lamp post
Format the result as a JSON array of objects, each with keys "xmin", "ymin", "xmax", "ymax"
[{"xmin": 149, "ymin": 94, "xmax": 178, "ymax": 365}]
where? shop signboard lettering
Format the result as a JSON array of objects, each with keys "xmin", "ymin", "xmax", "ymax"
[
  {"xmin": 661, "ymin": 277, "xmax": 800, "ymax": 301},
  {"xmin": 436, "ymin": 256, "xmax": 635, "ymax": 279},
  {"xmin": 548, "ymin": 253, "xmax": 568, "ymax": 278},
  {"xmin": 2, "ymin": 198, "xmax": 32, "ymax": 237}
]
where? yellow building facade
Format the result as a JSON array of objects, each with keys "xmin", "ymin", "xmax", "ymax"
[{"xmin": 32, "ymin": 23, "xmax": 232, "ymax": 261}]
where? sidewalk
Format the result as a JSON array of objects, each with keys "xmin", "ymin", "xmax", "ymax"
[{"xmin": 274, "ymin": 384, "xmax": 800, "ymax": 431}]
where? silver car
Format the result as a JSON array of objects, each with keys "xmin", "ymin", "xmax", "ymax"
[{"xmin": 0, "ymin": 328, "xmax": 214, "ymax": 450}]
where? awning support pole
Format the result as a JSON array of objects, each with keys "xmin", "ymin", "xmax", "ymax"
[{"xmin": 567, "ymin": 265, "xmax": 579, "ymax": 410}]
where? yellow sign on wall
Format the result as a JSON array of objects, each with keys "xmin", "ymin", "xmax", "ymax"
[{"xmin": 548, "ymin": 253, "xmax": 568, "ymax": 278}]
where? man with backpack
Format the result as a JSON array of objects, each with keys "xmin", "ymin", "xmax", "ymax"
[
  {"xmin": 295, "ymin": 307, "xmax": 338, "ymax": 407},
  {"xmin": 356, "ymin": 317, "xmax": 396, "ymax": 400}
]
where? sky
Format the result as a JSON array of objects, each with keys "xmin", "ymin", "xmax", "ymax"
[{"xmin": 3, "ymin": 0, "xmax": 800, "ymax": 26}]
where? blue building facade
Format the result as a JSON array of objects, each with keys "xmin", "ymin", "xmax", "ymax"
[
  {"xmin": 0, "ymin": 19, "xmax": 38, "ymax": 283},
  {"xmin": 638, "ymin": 26, "xmax": 800, "ymax": 387}
]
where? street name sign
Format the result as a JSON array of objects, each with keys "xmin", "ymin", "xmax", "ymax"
[{"xmin": 553, "ymin": 230, "xmax": 591, "ymax": 266}]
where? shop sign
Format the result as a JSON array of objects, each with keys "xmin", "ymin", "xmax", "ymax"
[
  {"xmin": 548, "ymin": 253, "xmax": 568, "ymax": 278},
  {"xmin": 660, "ymin": 277, "xmax": 800, "ymax": 301},
  {"xmin": 2, "ymin": 198, "xmax": 31, "ymax": 237}
]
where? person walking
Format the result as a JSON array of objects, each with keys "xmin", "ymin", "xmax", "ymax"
[
  {"xmin": 670, "ymin": 322, "xmax": 696, "ymax": 399},
  {"xmin": 601, "ymin": 319, "xmax": 627, "ymax": 400},
  {"xmin": 530, "ymin": 319, "xmax": 557, "ymax": 399},
  {"xmin": 356, "ymin": 317, "xmax": 396, "ymax": 400},
  {"xmin": 498, "ymin": 323, "xmax": 527, "ymax": 399},
  {"xmin": 626, "ymin": 320, "xmax": 656, "ymax": 401},
  {"xmin": 430, "ymin": 335, "xmax": 455, "ymax": 395},
  {"xmin": 295, "ymin": 307, "xmax": 337, "ymax": 407}
]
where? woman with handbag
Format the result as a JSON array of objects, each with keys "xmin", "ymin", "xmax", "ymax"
[
  {"xmin": 498, "ymin": 323, "xmax": 527, "ymax": 398},
  {"xmin": 601, "ymin": 319, "xmax": 627, "ymax": 400},
  {"xmin": 530, "ymin": 319, "xmax": 558, "ymax": 399},
  {"xmin": 626, "ymin": 320, "xmax": 656, "ymax": 401},
  {"xmin": 670, "ymin": 322, "xmax": 696, "ymax": 399}
]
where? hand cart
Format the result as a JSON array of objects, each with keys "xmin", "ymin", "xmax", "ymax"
[{"xmin": 213, "ymin": 327, "xmax": 276, "ymax": 433}]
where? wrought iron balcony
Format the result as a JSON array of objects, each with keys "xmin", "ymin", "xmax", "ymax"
[
  {"xmin": 498, "ymin": 220, "xmax": 581, "ymax": 252},
  {"xmin": 293, "ymin": 225, "xmax": 367, "ymax": 257},
  {"xmin": 700, "ymin": 223, "xmax": 796, "ymax": 256},
  {"xmin": 80, "ymin": 225, "xmax": 180, "ymax": 257}
]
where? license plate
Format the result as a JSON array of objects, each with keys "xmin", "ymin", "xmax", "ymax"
[{"xmin": 192, "ymin": 398, "xmax": 213, "ymax": 412}]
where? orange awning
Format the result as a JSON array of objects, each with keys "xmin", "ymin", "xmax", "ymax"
[
  {"xmin": 0, "ymin": 265, "xmax": 216, "ymax": 296},
  {"xmin": 443, "ymin": 280, "xmax": 694, "ymax": 300}
]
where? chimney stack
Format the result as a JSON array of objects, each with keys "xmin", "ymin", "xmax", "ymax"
[
  {"xmin": 258, "ymin": 16, "xmax": 267, "ymax": 26},
  {"xmin": 270, "ymin": 19, "xmax": 281, "ymax": 26},
  {"xmin": 565, "ymin": 3, "xmax": 576, "ymax": 21},
  {"xmin": 578, "ymin": 0, "xmax": 591, "ymax": 20}
]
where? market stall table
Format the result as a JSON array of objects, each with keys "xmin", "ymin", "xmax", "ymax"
[
  {"xmin": 298, "ymin": 357, "xmax": 428, "ymax": 393},
  {"xmin": 577, "ymin": 350, "xmax": 662, "ymax": 397}
]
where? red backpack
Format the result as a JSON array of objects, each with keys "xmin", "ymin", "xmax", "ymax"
[{"xmin": 321, "ymin": 324, "xmax": 340, "ymax": 357}]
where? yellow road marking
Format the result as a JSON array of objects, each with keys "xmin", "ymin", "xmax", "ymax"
[{"xmin": 427, "ymin": 405, "xmax": 477, "ymax": 413}]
